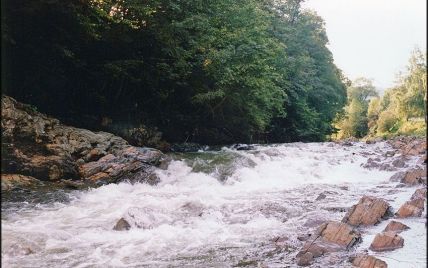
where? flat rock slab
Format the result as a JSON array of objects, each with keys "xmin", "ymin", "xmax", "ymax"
[
  {"xmin": 351, "ymin": 254, "xmax": 387, "ymax": 268},
  {"xmin": 342, "ymin": 196, "xmax": 391, "ymax": 226},
  {"xmin": 369, "ymin": 231, "xmax": 404, "ymax": 252}
]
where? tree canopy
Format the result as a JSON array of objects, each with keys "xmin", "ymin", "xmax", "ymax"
[{"xmin": 2, "ymin": 0, "xmax": 348, "ymax": 145}]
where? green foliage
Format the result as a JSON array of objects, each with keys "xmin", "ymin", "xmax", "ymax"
[
  {"xmin": 3, "ymin": 0, "xmax": 347, "ymax": 144},
  {"xmin": 334, "ymin": 48, "xmax": 426, "ymax": 140}
]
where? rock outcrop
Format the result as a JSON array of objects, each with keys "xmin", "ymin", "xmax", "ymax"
[
  {"xmin": 369, "ymin": 231, "xmax": 404, "ymax": 252},
  {"xmin": 350, "ymin": 254, "xmax": 387, "ymax": 268},
  {"xmin": 1, "ymin": 96, "xmax": 164, "ymax": 186},
  {"xmin": 296, "ymin": 221, "xmax": 361, "ymax": 266},
  {"xmin": 342, "ymin": 196, "xmax": 391, "ymax": 226},
  {"xmin": 1, "ymin": 174, "xmax": 42, "ymax": 191},
  {"xmin": 411, "ymin": 188, "xmax": 427, "ymax": 200}
]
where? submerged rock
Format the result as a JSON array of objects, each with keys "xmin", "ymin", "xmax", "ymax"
[
  {"xmin": 1, "ymin": 96, "xmax": 163, "ymax": 186},
  {"xmin": 342, "ymin": 196, "xmax": 391, "ymax": 226},
  {"xmin": 369, "ymin": 231, "xmax": 404, "ymax": 252},
  {"xmin": 383, "ymin": 221, "xmax": 409, "ymax": 233},
  {"xmin": 350, "ymin": 254, "xmax": 387, "ymax": 268},
  {"xmin": 113, "ymin": 218, "xmax": 131, "ymax": 231}
]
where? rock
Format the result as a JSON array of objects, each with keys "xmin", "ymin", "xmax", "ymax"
[
  {"xmin": 391, "ymin": 157, "xmax": 407, "ymax": 168},
  {"xmin": 170, "ymin": 143, "xmax": 203, "ymax": 152},
  {"xmin": 296, "ymin": 221, "xmax": 361, "ymax": 266},
  {"xmin": 395, "ymin": 199, "xmax": 425, "ymax": 218},
  {"xmin": 411, "ymin": 188, "xmax": 427, "ymax": 200},
  {"xmin": 316, "ymin": 193, "xmax": 327, "ymax": 201},
  {"xmin": 1, "ymin": 174, "xmax": 41, "ymax": 191},
  {"xmin": 389, "ymin": 172, "xmax": 405, "ymax": 182},
  {"xmin": 342, "ymin": 196, "xmax": 392, "ymax": 226},
  {"xmin": 113, "ymin": 218, "xmax": 131, "ymax": 231},
  {"xmin": 369, "ymin": 231, "xmax": 404, "ymax": 251},
  {"xmin": 400, "ymin": 167, "xmax": 427, "ymax": 185},
  {"xmin": 383, "ymin": 221, "xmax": 409, "ymax": 233},
  {"xmin": 388, "ymin": 137, "xmax": 426, "ymax": 156},
  {"xmin": 297, "ymin": 252, "xmax": 314, "ymax": 266},
  {"xmin": 1, "ymin": 96, "xmax": 163, "ymax": 185},
  {"xmin": 231, "ymin": 144, "xmax": 256, "ymax": 151},
  {"xmin": 297, "ymin": 234, "xmax": 312, "ymax": 242},
  {"xmin": 350, "ymin": 254, "xmax": 387, "ymax": 268}
]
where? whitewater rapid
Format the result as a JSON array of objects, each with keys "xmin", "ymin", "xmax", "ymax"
[{"xmin": 1, "ymin": 142, "xmax": 426, "ymax": 267}]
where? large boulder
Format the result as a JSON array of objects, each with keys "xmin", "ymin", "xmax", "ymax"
[
  {"xmin": 369, "ymin": 231, "xmax": 404, "ymax": 252},
  {"xmin": 350, "ymin": 255, "xmax": 387, "ymax": 268},
  {"xmin": 1, "ymin": 96, "xmax": 164, "ymax": 185},
  {"xmin": 296, "ymin": 221, "xmax": 361, "ymax": 266},
  {"xmin": 342, "ymin": 196, "xmax": 392, "ymax": 226}
]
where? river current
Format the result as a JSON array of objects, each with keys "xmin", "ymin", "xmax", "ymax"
[{"xmin": 1, "ymin": 142, "xmax": 426, "ymax": 267}]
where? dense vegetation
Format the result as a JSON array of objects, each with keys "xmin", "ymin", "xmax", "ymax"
[
  {"xmin": 334, "ymin": 49, "xmax": 427, "ymax": 140},
  {"xmin": 2, "ymin": 0, "xmax": 348, "ymax": 145}
]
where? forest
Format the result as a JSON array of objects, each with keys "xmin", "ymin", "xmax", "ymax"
[
  {"xmin": 2, "ymin": 0, "xmax": 348, "ymax": 145},
  {"xmin": 1, "ymin": 0, "xmax": 425, "ymax": 146}
]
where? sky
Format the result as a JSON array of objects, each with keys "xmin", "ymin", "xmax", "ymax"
[{"xmin": 302, "ymin": 0, "xmax": 427, "ymax": 91}]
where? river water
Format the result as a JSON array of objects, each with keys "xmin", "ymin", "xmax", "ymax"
[{"xmin": 1, "ymin": 142, "xmax": 426, "ymax": 267}]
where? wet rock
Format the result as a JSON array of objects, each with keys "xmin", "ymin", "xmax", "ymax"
[
  {"xmin": 391, "ymin": 157, "xmax": 407, "ymax": 168},
  {"xmin": 297, "ymin": 252, "xmax": 314, "ymax": 266},
  {"xmin": 383, "ymin": 220, "xmax": 409, "ymax": 233},
  {"xmin": 388, "ymin": 137, "xmax": 426, "ymax": 156},
  {"xmin": 395, "ymin": 199, "xmax": 425, "ymax": 218},
  {"xmin": 297, "ymin": 234, "xmax": 312, "ymax": 242},
  {"xmin": 170, "ymin": 143, "xmax": 203, "ymax": 152},
  {"xmin": 324, "ymin": 206, "xmax": 348, "ymax": 212},
  {"xmin": 400, "ymin": 167, "xmax": 427, "ymax": 185},
  {"xmin": 315, "ymin": 193, "xmax": 327, "ymax": 201},
  {"xmin": 1, "ymin": 174, "xmax": 42, "ymax": 191},
  {"xmin": 231, "ymin": 144, "xmax": 256, "ymax": 151},
  {"xmin": 1, "ymin": 96, "xmax": 163, "ymax": 185},
  {"xmin": 342, "ymin": 196, "xmax": 392, "ymax": 226},
  {"xmin": 389, "ymin": 172, "xmax": 405, "ymax": 182},
  {"xmin": 350, "ymin": 254, "xmax": 387, "ymax": 268},
  {"xmin": 369, "ymin": 231, "xmax": 404, "ymax": 252},
  {"xmin": 296, "ymin": 221, "xmax": 361, "ymax": 266},
  {"xmin": 113, "ymin": 218, "xmax": 131, "ymax": 231},
  {"xmin": 411, "ymin": 188, "xmax": 427, "ymax": 200}
]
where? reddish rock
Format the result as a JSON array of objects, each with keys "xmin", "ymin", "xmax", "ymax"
[
  {"xmin": 395, "ymin": 199, "xmax": 425, "ymax": 218},
  {"xmin": 296, "ymin": 221, "xmax": 361, "ymax": 266},
  {"xmin": 1, "ymin": 96, "xmax": 164, "ymax": 184},
  {"xmin": 1, "ymin": 174, "xmax": 41, "ymax": 191},
  {"xmin": 383, "ymin": 221, "xmax": 409, "ymax": 233},
  {"xmin": 351, "ymin": 254, "xmax": 387, "ymax": 268},
  {"xmin": 411, "ymin": 188, "xmax": 427, "ymax": 200},
  {"xmin": 369, "ymin": 231, "xmax": 404, "ymax": 252},
  {"xmin": 401, "ymin": 167, "xmax": 427, "ymax": 185},
  {"xmin": 342, "ymin": 196, "xmax": 391, "ymax": 226}
]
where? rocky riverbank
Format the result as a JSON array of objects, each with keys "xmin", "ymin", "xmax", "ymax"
[{"xmin": 1, "ymin": 95, "xmax": 165, "ymax": 191}]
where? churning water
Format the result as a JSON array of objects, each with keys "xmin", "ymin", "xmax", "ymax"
[{"xmin": 1, "ymin": 142, "xmax": 426, "ymax": 267}]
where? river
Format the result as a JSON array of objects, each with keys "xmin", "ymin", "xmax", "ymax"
[{"xmin": 1, "ymin": 141, "xmax": 426, "ymax": 267}]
